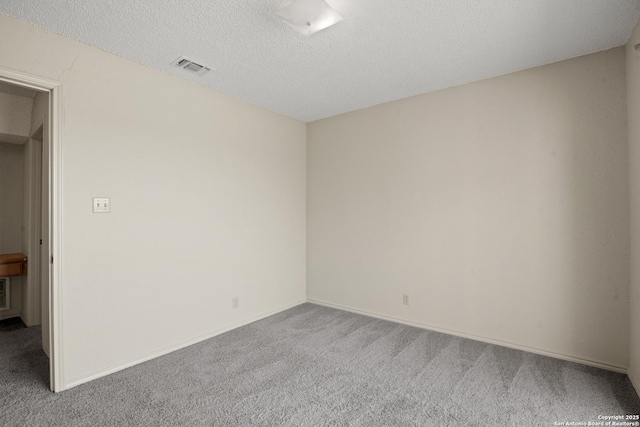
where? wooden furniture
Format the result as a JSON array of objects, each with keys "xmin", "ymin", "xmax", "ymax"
[{"xmin": 0, "ymin": 253, "xmax": 28, "ymax": 277}]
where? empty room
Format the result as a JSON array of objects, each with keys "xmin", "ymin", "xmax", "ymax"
[{"xmin": 1, "ymin": 0, "xmax": 639, "ymax": 425}]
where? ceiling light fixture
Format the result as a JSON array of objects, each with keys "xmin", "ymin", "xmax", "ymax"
[{"xmin": 275, "ymin": 0, "xmax": 343, "ymax": 36}]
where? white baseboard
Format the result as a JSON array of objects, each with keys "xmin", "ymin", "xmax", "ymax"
[
  {"xmin": 64, "ymin": 299, "xmax": 306, "ymax": 390},
  {"xmin": 629, "ymin": 370, "xmax": 640, "ymax": 399},
  {"xmin": 307, "ymin": 298, "xmax": 628, "ymax": 374}
]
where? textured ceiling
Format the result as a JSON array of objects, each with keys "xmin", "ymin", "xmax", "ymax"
[{"xmin": 0, "ymin": 0, "xmax": 638, "ymax": 122}]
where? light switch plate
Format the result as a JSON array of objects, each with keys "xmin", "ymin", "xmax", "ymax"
[{"xmin": 93, "ymin": 197, "xmax": 110, "ymax": 213}]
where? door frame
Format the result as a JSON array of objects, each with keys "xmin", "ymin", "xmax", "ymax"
[{"xmin": 0, "ymin": 67, "xmax": 63, "ymax": 392}]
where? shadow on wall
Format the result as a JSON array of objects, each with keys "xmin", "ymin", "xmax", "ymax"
[{"xmin": 562, "ymin": 60, "xmax": 628, "ymax": 364}]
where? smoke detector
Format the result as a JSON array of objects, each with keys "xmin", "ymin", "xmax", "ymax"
[{"xmin": 171, "ymin": 56, "xmax": 211, "ymax": 75}]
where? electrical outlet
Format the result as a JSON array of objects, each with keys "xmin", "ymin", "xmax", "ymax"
[
  {"xmin": 232, "ymin": 297, "xmax": 239, "ymax": 309},
  {"xmin": 403, "ymin": 294, "xmax": 409, "ymax": 306}
]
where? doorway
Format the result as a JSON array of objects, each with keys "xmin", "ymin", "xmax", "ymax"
[{"xmin": 0, "ymin": 67, "xmax": 61, "ymax": 392}]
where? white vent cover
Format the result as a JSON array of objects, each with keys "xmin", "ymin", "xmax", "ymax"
[
  {"xmin": 171, "ymin": 56, "xmax": 211, "ymax": 75},
  {"xmin": 0, "ymin": 277, "xmax": 10, "ymax": 312}
]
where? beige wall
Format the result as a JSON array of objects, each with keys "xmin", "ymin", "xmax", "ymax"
[
  {"xmin": 0, "ymin": 13, "xmax": 306, "ymax": 388},
  {"xmin": 0, "ymin": 91, "xmax": 32, "ymax": 144},
  {"xmin": 308, "ymin": 47, "xmax": 629, "ymax": 369},
  {"xmin": 30, "ymin": 92, "xmax": 47, "ymax": 136},
  {"xmin": 20, "ymin": 137, "xmax": 38, "ymax": 326},
  {"xmin": 627, "ymin": 19, "xmax": 640, "ymax": 392},
  {"xmin": 0, "ymin": 141, "xmax": 24, "ymax": 319},
  {"xmin": 21, "ymin": 92, "xmax": 48, "ymax": 332},
  {"xmin": 20, "ymin": 92, "xmax": 48, "ymax": 327}
]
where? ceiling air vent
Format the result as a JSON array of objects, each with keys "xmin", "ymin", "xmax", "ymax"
[{"xmin": 171, "ymin": 56, "xmax": 211, "ymax": 75}]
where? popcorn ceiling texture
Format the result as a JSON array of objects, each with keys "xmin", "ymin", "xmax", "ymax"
[{"xmin": 0, "ymin": 1, "xmax": 637, "ymax": 122}]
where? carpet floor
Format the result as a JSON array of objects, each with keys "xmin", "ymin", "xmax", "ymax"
[
  {"xmin": 1, "ymin": 303, "xmax": 639, "ymax": 426},
  {"xmin": 0, "ymin": 317, "xmax": 27, "ymax": 332}
]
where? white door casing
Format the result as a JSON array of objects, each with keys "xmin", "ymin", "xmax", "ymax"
[{"xmin": 0, "ymin": 67, "xmax": 63, "ymax": 392}]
